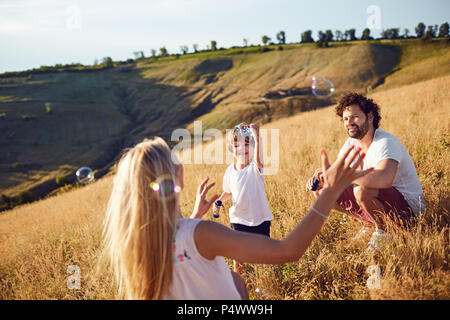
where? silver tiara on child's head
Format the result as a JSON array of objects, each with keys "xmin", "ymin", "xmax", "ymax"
[
  {"xmin": 235, "ymin": 122, "xmax": 252, "ymax": 137},
  {"xmin": 228, "ymin": 122, "xmax": 255, "ymax": 152}
]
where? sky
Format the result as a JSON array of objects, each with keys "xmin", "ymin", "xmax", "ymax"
[{"xmin": 1, "ymin": 0, "xmax": 449, "ymax": 73}]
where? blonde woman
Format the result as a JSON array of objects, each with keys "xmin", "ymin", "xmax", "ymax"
[{"xmin": 102, "ymin": 137, "xmax": 371, "ymax": 300}]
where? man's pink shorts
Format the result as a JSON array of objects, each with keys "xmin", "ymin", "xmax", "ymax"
[{"xmin": 336, "ymin": 184, "xmax": 415, "ymax": 227}]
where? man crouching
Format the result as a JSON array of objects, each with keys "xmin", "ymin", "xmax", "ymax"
[{"xmin": 306, "ymin": 92, "xmax": 425, "ymax": 250}]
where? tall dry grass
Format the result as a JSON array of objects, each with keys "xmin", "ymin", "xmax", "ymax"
[{"xmin": 0, "ymin": 75, "xmax": 448, "ymax": 299}]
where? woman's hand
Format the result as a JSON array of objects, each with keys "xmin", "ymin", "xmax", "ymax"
[
  {"xmin": 190, "ymin": 177, "xmax": 219, "ymax": 219},
  {"xmin": 320, "ymin": 146, "xmax": 373, "ymax": 198}
]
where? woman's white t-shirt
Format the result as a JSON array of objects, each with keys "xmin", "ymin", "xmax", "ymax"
[
  {"xmin": 164, "ymin": 218, "xmax": 242, "ymax": 300},
  {"xmin": 222, "ymin": 161, "xmax": 274, "ymax": 226},
  {"xmin": 338, "ymin": 128, "xmax": 425, "ymax": 216}
]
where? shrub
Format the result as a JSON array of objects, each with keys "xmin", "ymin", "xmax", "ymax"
[
  {"xmin": 17, "ymin": 191, "xmax": 37, "ymax": 204},
  {"xmin": 55, "ymin": 176, "xmax": 70, "ymax": 186},
  {"xmin": 316, "ymin": 40, "xmax": 329, "ymax": 48},
  {"xmin": 11, "ymin": 162, "xmax": 22, "ymax": 171},
  {"xmin": 45, "ymin": 102, "xmax": 52, "ymax": 114},
  {"xmin": 21, "ymin": 114, "xmax": 36, "ymax": 121},
  {"xmin": 1, "ymin": 194, "xmax": 11, "ymax": 204}
]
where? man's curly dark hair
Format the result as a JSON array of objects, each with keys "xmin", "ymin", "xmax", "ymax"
[{"xmin": 335, "ymin": 92, "xmax": 381, "ymax": 129}]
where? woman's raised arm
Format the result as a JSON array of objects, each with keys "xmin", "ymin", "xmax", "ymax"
[{"xmin": 194, "ymin": 146, "xmax": 373, "ymax": 264}]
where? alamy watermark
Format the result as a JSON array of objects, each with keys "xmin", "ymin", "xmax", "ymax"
[
  {"xmin": 66, "ymin": 5, "xmax": 81, "ymax": 30},
  {"xmin": 66, "ymin": 264, "xmax": 81, "ymax": 290},
  {"xmin": 170, "ymin": 121, "xmax": 280, "ymax": 175},
  {"xmin": 366, "ymin": 265, "xmax": 381, "ymax": 290},
  {"xmin": 366, "ymin": 5, "xmax": 381, "ymax": 30}
]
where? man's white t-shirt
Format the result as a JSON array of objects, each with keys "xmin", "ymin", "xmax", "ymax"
[
  {"xmin": 222, "ymin": 161, "xmax": 274, "ymax": 226},
  {"xmin": 338, "ymin": 128, "xmax": 425, "ymax": 216},
  {"xmin": 164, "ymin": 218, "xmax": 242, "ymax": 300}
]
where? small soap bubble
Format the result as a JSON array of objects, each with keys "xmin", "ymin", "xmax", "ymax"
[
  {"xmin": 312, "ymin": 75, "xmax": 335, "ymax": 97},
  {"xmin": 76, "ymin": 167, "xmax": 94, "ymax": 184}
]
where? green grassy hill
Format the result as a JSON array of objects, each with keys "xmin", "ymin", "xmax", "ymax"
[{"xmin": 0, "ymin": 39, "xmax": 448, "ymax": 206}]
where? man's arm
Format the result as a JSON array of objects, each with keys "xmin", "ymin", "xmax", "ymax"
[{"xmin": 353, "ymin": 159, "xmax": 398, "ymax": 189}]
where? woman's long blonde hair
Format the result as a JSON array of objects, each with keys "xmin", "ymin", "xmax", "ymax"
[{"xmin": 102, "ymin": 137, "xmax": 179, "ymax": 299}]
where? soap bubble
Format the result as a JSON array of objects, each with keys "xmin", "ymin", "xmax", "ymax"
[
  {"xmin": 76, "ymin": 167, "xmax": 94, "ymax": 184},
  {"xmin": 312, "ymin": 75, "xmax": 335, "ymax": 97}
]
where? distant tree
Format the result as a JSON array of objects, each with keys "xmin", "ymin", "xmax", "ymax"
[
  {"xmin": 335, "ymin": 30, "xmax": 342, "ymax": 41},
  {"xmin": 151, "ymin": 49, "xmax": 157, "ymax": 57},
  {"xmin": 317, "ymin": 31, "xmax": 326, "ymax": 42},
  {"xmin": 392, "ymin": 28, "xmax": 400, "ymax": 39},
  {"xmin": 101, "ymin": 57, "xmax": 113, "ymax": 67},
  {"xmin": 439, "ymin": 22, "xmax": 449, "ymax": 37},
  {"xmin": 276, "ymin": 31, "xmax": 286, "ymax": 44},
  {"xmin": 210, "ymin": 40, "xmax": 217, "ymax": 51},
  {"xmin": 403, "ymin": 28, "xmax": 410, "ymax": 38},
  {"xmin": 159, "ymin": 47, "xmax": 168, "ymax": 56},
  {"xmin": 316, "ymin": 31, "xmax": 328, "ymax": 48},
  {"xmin": 361, "ymin": 28, "xmax": 372, "ymax": 40},
  {"xmin": 382, "ymin": 28, "xmax": 400, "ymax": 39},
  {"xmin": 415, "ymin": 22, "xmax": 426, "ymax": 38},
  {"xmin": 243, "ymin": 38, "xmax": 249, "ymax": 47},
  {"xmin": 325, "ymin": 30, "xmax": 333, "ymax": 42},
  {"xmin": 347, "ymin": 29, "xmax": 357, "ymax": 41},
  {"xmin": 343, "ymin": 30, "xmax": 349, "ymax": 41},
  {"xmin": 180, "ymin": 45, "xmax": 189, "ymax": 54},
  {"xmin": 93, "ymin": 58, "xmax": 99, "ymax": 66},
  {"xmin": 192, "ymin": 44, "xmax": 198, "ymax": 53},
  {"xmin": 133, "ymin": 51, "xmax": 144, "ymax": 59},
  {"xmin": 425, "ymin": 25, "xmax": 436, "ymax": 38},
  {"xmin": 262, "ymin": 35, "xmax": 271, "ymax": 45},
  {"xmin": 301, "ymin": 30, "xmax": 314, "ymax": 43}
]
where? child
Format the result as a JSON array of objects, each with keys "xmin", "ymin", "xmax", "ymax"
[
  {"xmin": 102, "ymin": 137, "xmax": 370, "ymax": 300},
  {"xmin": 214, "ymin": 123, "xmax": 273, "ymax": 273}
]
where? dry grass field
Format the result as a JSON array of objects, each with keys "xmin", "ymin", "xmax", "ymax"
[{"xmin": 0, "ymin": 75, "xmax": 448, "ymax": 300}]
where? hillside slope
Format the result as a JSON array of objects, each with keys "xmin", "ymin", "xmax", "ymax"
[
  {"xmin": 0, "ymin": 75, "xmax": 448, "ymax": 299},
  {"xmin": 0, "ymin": 40, "xmax": 448, "ymax": 205}
]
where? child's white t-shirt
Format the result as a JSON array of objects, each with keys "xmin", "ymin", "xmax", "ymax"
[
  {"xmin": 164, "ymin": 218, "xmax": 242, "ymax": 300},
  {"xmin": 222, "ymin": 160, "xmax": 274, "ymax": 226},
  {"xmin": 338, "ymin": 128, "xmax": 425, "ymax": 216}
]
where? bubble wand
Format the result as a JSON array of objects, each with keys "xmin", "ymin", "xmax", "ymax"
[
  {"xmin": 311, "ymin": 178, "xmax": 320, "ymax": 191},
  {"xmin": 213, "ymin": 200, "xmax": 222, "ymax": 218}
]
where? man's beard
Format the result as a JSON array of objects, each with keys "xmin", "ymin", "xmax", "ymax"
[{"xmin": 347, "ymin": 120, "xmax": 370, "ymax": 139}]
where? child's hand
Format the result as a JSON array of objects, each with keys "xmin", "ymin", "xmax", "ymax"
[
  {"xmin": 191, "ymin": 177, "xmax": 218, "ymax": 219},
  {"xmin": 250, "ymin": 123, "xmax": 260, "ymax": 139}
]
